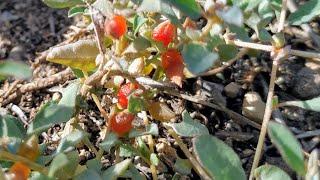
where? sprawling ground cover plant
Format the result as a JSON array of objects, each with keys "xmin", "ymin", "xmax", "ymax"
[{"xmin": 1, "ymin": 0, "xmax": 320, "ymax": 179}]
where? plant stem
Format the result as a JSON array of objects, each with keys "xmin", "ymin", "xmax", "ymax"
[
  {"xmin": 249, "ymin": 0, "xmax": 288, "ymax": 179},
  {"xmin": 167, "ymin": 129, "xmax": 212, "ymax": 180},
  {"xmin": 0, "ymin": 150, "xmax": 49, "ymax": 175}
]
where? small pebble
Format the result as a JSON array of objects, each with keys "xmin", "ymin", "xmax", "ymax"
[{"xmin": 224, "ymin": 82, "xmax": 241, "ymax": 98}]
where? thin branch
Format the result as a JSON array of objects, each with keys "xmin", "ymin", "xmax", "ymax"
[
  {"xmin": 229, "ymin": 39, "xmax": 320, "ymax": 60},
  {"xmin": 167, "ymin": 129, "xmax": 212, "ymax": 180},
  {"xmin": 249, "ymin": 0, "xmax": 288, "ymax": 179},
  {"xmin": 0, "ymin": 150, "xmax": 49, "ymax": 175}
]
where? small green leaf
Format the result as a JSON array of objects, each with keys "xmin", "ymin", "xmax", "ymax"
[
  {"xmin": 217, "ymin": 6, "xmax": 243, "ymax": 27},
  {"xmin": 92, "ymin": 0, "xmax": 113, "ymax": 16},
  {"xmin": 288, "ymin": 0, "xmax": 320, "ymax": 25},
  {"xmin": 86, "ymin": 159, "xmax": 102, "ymax": 173},
  {"xmin": 279, "ymin": 96, "xmax": 320, "ymax": 112},
  {"xmin": 0, "ymin": 115, "xmax": 25, "ymax": 139},
  {"xmin": 128, "ymin": 123, "xmax": 159, "ymax": 138},
  {"xmin": 170, "ymin": 110, "xmax": 209, "ymax": 137},
  {"xmin": 0, "ymin": 61, "xmax": 32, "ymax": 80},
  {"xmin": 193, "ymin": 134, "xmax": 246, "ymax": 180},
  {"xmin": 128, "ymin": 95, "xmax": 145, "ymax": 114},
  {"xmin": 68, "ymin": 6, "xmax": 86, "ymax": 17},
  {"xmin": 28, "ymin": 81, "xmax": 80, "ymax": 134},
  {"xmin": 119, "ymin": 144, "xmax": 136, "ymax": 157},
  {"xmin": 42, "ymin": 0, "xmax": 84, "ymax": 8},
  {"xmin": 182, "ymin": 43, "xmax": 219, "ymax": 74},
  {"xmin": 162, "ymin": 0, "xmax": 201, "ymax": 20},
  {"xmin": 99, "ymin": 132, "xmax": 120, "ymax": 152},
  {"xmin": 56, "ymin": 130, "xmax": 88, "ymax": 153},
  {"xmin": 137, "ymin": 137, "xmax": 150, "ymax": 159},
  {"xmin": 174, "ymin": 157, "xmax": 192, "ymax": 175},
  {"xmin": 228, "ymin": 24, "xmax": 251, "ymax": 42},
  {"xmin": 125, "ymin": 166, "xmax": 146, "ymax": 180},
  {"xmin": 48, "ymin": 151, "xmax": 79, "ymax": 178},
  {"xmin": 254, "ymin": 164, "xmax": 291, "ymax": 180},
  {"xmin": 74, "ymin": 169, "xmax": 102, "ymax": 180},
  {"xmin": 102, "ymin": 159, "xmax": 132, "ymax": 180},
  {"xmin": 217, "ymin": 44, "xmax": 238, "ymax": 61},
  {"xmin": 268, "ymin": 121, "xmax": 306, "ymax": 175},
  {"xmin": 133, "ymin": 15, "xmax": 148, "ymax": 36}
]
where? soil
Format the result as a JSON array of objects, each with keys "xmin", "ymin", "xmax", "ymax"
[{"xmin": 1, "ymin": 0, "xmax": 320, "ymax": 179}]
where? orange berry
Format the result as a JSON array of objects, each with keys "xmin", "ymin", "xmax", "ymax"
[
  {"xmin": 110, "ymin": 112, "xmax": 135, "ymax": 136},
  {"xmin": 152, "ymin": 20, "xmax": 176, "ymax": 47},
  {"xmin": 9, "ymin": 162, "xmax": 30, "ymax": 180},
  {"xmin": 117, "ymin": 83, "xmax": 138, "ymax": 109},
  {"xmin": 105, "ymin": 15, "xmax": 127, "ymax": 39},
  {"xmin": 161, "ymin": 49, "xmax": 185, "ymax": 87}
]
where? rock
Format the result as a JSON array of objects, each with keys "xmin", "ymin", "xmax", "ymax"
[
  {"xmin": 224, "ymin": 82, "xmax": 241, "ymax": 98},
  {"xmin": 292, "ymin": 67, "xmax": 320, "ymax": 99},
  {"xmin": 194, "ymin": 79, "xmax": 226, "ymax": 106},
  {"xmin": 242, "ymin": 92, "xmax": 265, "ymax": 123},
  {"xmin": 8, "ymin": 45, "xmax": 26, "ymax": 61}
]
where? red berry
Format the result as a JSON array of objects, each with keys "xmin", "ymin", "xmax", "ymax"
[
  {"xmin": 104, "ymin": 15, "xmax": 127, "ymax": 39},
  {"xmin": 117, "ymin": 83, "xmax": 139, "ymax": 108},
  {"xmin": 152, "ymin": 20, "xmax": 176, "ymax": 47},
  {"xmin": 161, "ymin": 49, "xmax": 185, "ymax": 87},
  {"xmin": 110, "ymin": 112, "xmax": 135, "ymax": 136},
  {"xmin": 161, "ymin": 49, "xmax": 183, "ymax": 69}
]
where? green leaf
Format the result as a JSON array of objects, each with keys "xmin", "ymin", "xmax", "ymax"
[
  {"xmin": 0, "ymin": 61, "xmax": 32, "ymax": 79},
  {"xmin": 288, "ymin": 0, "xmax": 320, "ymax": 25},
  {"xmin": 125, "ymin": 166, "xmax": 146, "ymax": 180},
  {"xmin": 56, "ymin": 130, "xmax": 88, "ymax": 153},
  {"xmin": 92, "ymin": 0, "xmax": 113, "ymax": 17},
  {"xmin": 99, "ymin": 132, "xmax": 120, "ymax": 152},
  {"xmin": 207, "ymin": 35, "xmax": 225, "ymax": 51},
  {"xmin": 279, "ymin": 96, "xmax": 320, "ymax": 112},
  {"xmin": 42, "ymin": 0, "xmax": 84, "ymax": 8},
  {"xmin": 68, "ymin": 6, "xmax": 86, "ymax": 18},
  {"xmin": 170, "ymin": 110, "xmax": 209, "ymax": 137},
  {"xmin": 46, "ymin": 39, "xmax": 99, "ymax": 72},
  {"xmin": 133, "ymin": 15, "xmax": 148, "ymax": 36},
  {"xmin": 174, "ymin": 157, "xmax": 192, "ymax": 175},
  {"xmin": 119, "ymin": 144, "xmax": 136, "ymax": 157},
  {"xmin": 162, "ymin": 0, "xmax": 201, "ymax": 20},
  {"xmin": 48, "ymin": 151, "xmax": 79, "ymax": 178},
  {"xmin": 138, "ymin": 0, "xmax": 179, "ymax": 24},
  {"xmin": 254, "ymin": 164, "xmax": 291, "ymax": 180},
  {"xmin": 150, "ymin": 153, "xmax": 159, "ymax": 166},
  {"xmin": 268, "ymin": 121, "xmax": 306, "ymax": 175},
  {"xmin": 193, "ymin": 134, "xmax": 246, "ymax": 180},
  {"xmin": 86, "ymin": 159, "xmax": 102, "ymax": 173},
  {"xmin": 74, "ymin": 169, "xmax": 102, "ymax": 180},
  {"xmin": 217, "ymin": 6, "xmax": 243, "ymax": 27},
  {"xmin": 102, "ymin": 159, "xmax": 132, "ymax": 180},
  {"xmin": 28, "ymin": 81, "xmax": 80, "ymax": 134},
  {"xmin": 128, "ymin": 123, "xmax": 159, "ymax": 138},
  {"xmin": 217, "ymin": 44, "xmax": 238, "ymax": 61},
  {"xmin": 128, "ymin": 95, "xmax": 145, "ymax": 114},
  {"xmin": 0, "ymin": 115, "xmax": 25, "ymax": 139},
  {"xmin": 182, "ymin": 43, "xmax": 219, "ymax": 74},
  {"xmin": 228, "ymin": 24, "xmax": 251, "ymax": 42},
  {"xmin": 137, "ymin": 137, "xmax": 150, "ymax": 159}
]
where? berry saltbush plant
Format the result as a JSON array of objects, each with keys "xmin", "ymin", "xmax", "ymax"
[{"xmin": 1, "ymin": 0, "xmax": 320, "ymax": 179}]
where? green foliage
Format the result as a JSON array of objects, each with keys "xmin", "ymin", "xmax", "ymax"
[
  {"xmin": 42, "ymin": 0, "xmax": 84, "ymax": 8},
  {"xmin": 288, "ymin": 0, "xmax": 320, "ymax": 25},
  {"xmin": 0, "ymin": 115, "xmax": 25, "ymax": 139},
  {"xmin": 102, "ymin": 159, "xmax": 132, "ymax": 180},
  {"xmin": 193, "ymin": 134, "xmax": 246, "ymax": 180},
  {"xmin": 254, "ymin": 164, "xmax": 291, "ymax": 180},
  {"xmin": 0, "ymin": 61, "xmax": 32, "ymax": 80},
  {"xmin": 182, "ymin": 43, "xmax": 219, "ymax": 74},
  {"xmin": 99, "ymin": 132, "xmax": 121, "ymax": 152},
  {"xmin": 27, "ymin": 81, "xmax": 80, "ymax": 134},
  {"xmin": 48, "ymin": 151, "xmax": 79, "ymax": 178},
  {"xmin": 68, "ymin": 6, "xmax": 86, "ymax": 17},
  {"xmin": 169, "ymin": 110, "xmax": 209, "ymax": 137},
  {"xmin": 174, "ymin": 157, "xmax": 192, "ymax": 175},
  {"xmin": 268, "ymin": 122, "xmax": 306, "ymax": 176},
  {"xmin": 161, "ymin": 0, "xmax": 201, "ymax": 20},
  {"xmin": 128, "ymin": 123, "xmax": 159, "ymax": 138},
  {"xmin": 56, "ymin": 130, "xmax": 88, "ymax": 153}
]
